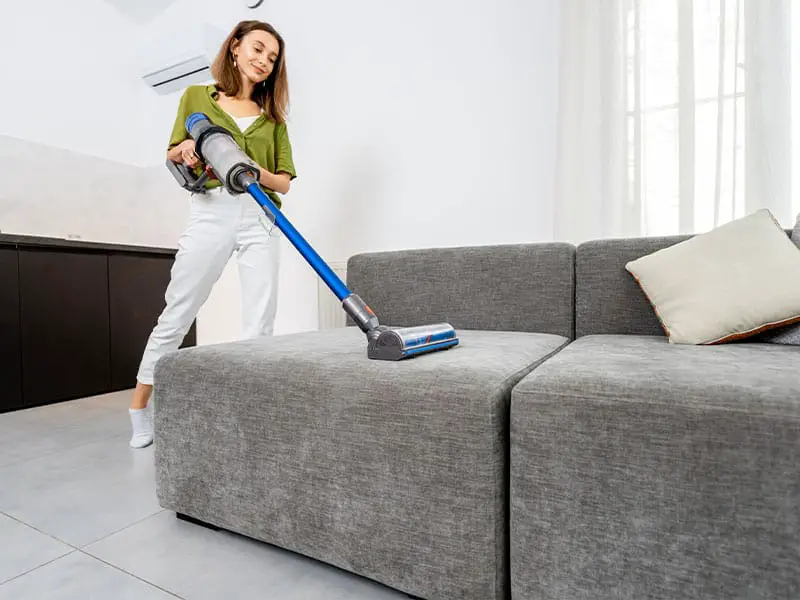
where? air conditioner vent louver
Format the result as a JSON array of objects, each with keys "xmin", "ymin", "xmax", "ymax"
[{"xmin": 142, "ymin": 55, "xmax": 211, "ymax": 95}]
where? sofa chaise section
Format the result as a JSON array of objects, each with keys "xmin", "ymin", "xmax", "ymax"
[
  {"xmin": 510, "ymin": 234, "xmax": 800, "ymax": 599},
  {"xmin": 154, "ymin": 242, "xmax": 576, "ymax": 600}
]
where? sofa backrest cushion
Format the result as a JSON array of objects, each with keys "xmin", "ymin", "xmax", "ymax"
[
  {"xmin": 576, "ymin": 234, "xmax": 693, "ymax": 337},
  {"xmin": 347, "ymin": 242, "xmax": 576, "ymax": 338}
]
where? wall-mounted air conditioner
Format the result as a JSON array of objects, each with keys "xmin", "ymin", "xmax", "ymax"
[
  {"xmin": 138, "ymin": 17, "xmax": 227, "ymax": 96},
  {"xmin": 142, "ymin": 54, "xmax": 211, "ymax": 95}
]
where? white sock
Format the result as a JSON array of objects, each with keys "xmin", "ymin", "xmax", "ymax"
[{"xmin": 129, "ymin": 405, "xmax": 154, "ymax": 449}]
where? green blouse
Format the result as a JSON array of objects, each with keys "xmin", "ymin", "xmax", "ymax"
[{"xmin": 167, "ymin": 84, "xmax": 297, "ymax": 208}]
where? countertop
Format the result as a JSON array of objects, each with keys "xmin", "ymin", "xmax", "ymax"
[{"xmin": 0, "ymin": 233, "xmax": 178, "ymax": 256}]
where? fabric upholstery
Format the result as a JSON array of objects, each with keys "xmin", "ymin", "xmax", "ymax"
[
  {"xmin": 154, "ymin": 327, "xmax": 569, "ymax": 600},
  {"xmin": 510, "ymin": 334, "xmax": 800, "ymax": 600},
  {"xmin": 576, "ymin": 235, "xmax": 691, "ymax": 337},
  {"xmin": 346, "ymin": 242, "xmax": 576, "ymax": 338},
  {"xmin": 576, "ymin": 229, "xmax": 795, "ymax": 338}
]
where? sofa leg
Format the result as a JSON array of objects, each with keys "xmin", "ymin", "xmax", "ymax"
[{"xmin": 176, "ymin": 512, "xmax": 219, "ymax": 531}]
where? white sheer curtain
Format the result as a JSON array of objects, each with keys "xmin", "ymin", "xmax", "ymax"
[{"xmin": 553, "ymin": 0, "xmax": 793, "ymax": 243}]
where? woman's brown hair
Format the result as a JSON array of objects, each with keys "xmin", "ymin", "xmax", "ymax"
[{"xmin": 211, "ymin": 20, "xmax": 289, "ymax": 124}]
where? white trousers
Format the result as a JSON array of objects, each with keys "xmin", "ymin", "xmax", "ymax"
[{"xmin": 136, "ymin": 187, "xmax": 281, "ymax": 385}]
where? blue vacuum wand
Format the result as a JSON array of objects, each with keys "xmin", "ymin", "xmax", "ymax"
[{"xmin": 166, "ymin": 112, "xmax": 459, "ymax": 360}]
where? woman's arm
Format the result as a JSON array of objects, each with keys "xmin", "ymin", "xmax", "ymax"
[{"xmin": 258, "ymin": 168, "xmax": 292, "ymax": 195}]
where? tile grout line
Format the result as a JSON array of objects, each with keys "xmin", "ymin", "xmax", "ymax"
[
  {"xmin": 0, "ymin": 431, "xmax": 136, "ymax": 470},
  {"xmin": 76, "ymin": 549, "xmax": 186, "ymax": 599},
  {"xmin": 80, "ymin": 507, "xmax": 166, "ymax": 549},
  {"xmin": 0, "ymin": 549, "xmax": 78, "ymax": 588},
  {"xmin": 0, "ymin": 511, "xmax": 184, "ymax": 600},
  {"xmin": 0, "ymin": 510, "xmax": 78, "ymax": 548},
  {"xmin": 0, "ymin": 547, "xmax": 185, "ymax": 600},
  {"xmin": 0, "ymin": 506, "xmax": 167, "ymax": 552}
]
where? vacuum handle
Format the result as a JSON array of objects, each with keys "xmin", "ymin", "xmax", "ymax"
[{"xmin": 165, "ymin": 159, "xmax": 209, "ymax": 193}]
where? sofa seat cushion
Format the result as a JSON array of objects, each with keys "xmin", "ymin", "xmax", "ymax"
[
  {"xmin": 154, "ymin": 327, "xmax": 568, "ymax": 600},
  {"xmin": 514, "ymin": 333, "xmax": 800, "ymax": 414},
  {"xmin": 510, "ymin": 334, "xmax": 800, "ymax": 600}
]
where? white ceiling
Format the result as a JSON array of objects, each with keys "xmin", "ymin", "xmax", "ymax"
[{"xmin": 101, "ymin": 0, "xmax": 179, "ymax": 25}]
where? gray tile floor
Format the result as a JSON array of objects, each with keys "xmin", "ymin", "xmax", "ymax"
[{"xmin": 0, "ymin": 391, "xmax": 411, "ymax": 599}]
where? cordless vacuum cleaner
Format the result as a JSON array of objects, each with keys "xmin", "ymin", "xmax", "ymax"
[{"xmin": 166, "ymin": 112, "xmax": 459, "ymax": 360}]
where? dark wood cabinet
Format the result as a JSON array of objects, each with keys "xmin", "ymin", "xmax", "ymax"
[
  {"xmin": 108, "ymin": 254, "xmax": 196, "ymax": 391},
  {"xmin": 0, "ymin": 235, "xmax": 196, "ymax": 413},
  {"xmin": 18, "ymin": 249, "xmax": 111, "ymax": 407},
  {"xmin": 0, "ymin": 247, "xmax": 22, "ymax": 412}
]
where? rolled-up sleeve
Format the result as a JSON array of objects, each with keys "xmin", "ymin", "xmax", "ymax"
[{"xmin": 274, "ymin": 122, "xmax": 297, "ymax": 180}]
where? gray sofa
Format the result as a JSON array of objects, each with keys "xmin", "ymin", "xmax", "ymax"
[{"xmin": 153, "ymin": 233, "xmax": 800, "ymax": 600}]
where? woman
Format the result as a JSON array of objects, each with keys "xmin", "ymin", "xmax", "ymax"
[{"xmin": 129, "ymin": 20, "xmax": 297, "ymax": 448}]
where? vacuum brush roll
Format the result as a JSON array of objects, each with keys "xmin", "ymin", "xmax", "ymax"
[{"xmin": 367, "ymin": 323, "xmax": 459, "ymax": 361}]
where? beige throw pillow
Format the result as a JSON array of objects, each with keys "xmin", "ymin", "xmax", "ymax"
[
  {"xmin": 758, "ymin": 211, "xmax": 800, "ymax": 345},
  {"xmin": 625, "ymin": 208, "xmax": 800, "ymax": 344}
]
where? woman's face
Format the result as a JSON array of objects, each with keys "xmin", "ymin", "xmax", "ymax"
[{"xmin": 233, "ymin": 30, "xmax": 280, "ymax": 85}]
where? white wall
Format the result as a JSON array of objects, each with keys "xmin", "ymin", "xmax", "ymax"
[
  {"xmin": 281, "ymin": 0, "xmax": 561, "ymax": 331},
  {"xmin": 0, "ymin": 0, "xmax": 562, "ymax": 344},
  {"xmin": 0, "ymin": 137, "xmax": 188, "ymax": 247},
  {"xmin": 0, "ymin": 0, "xmax": 191, "ymax": 250},
  {"xmin": 0, "ymin": 0, "xmax": 146, "ymax": 166},
  {"xmin": 269, "ymin": 0, "xmax": 562, "ymax": 253}
]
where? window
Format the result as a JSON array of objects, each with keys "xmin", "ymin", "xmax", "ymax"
[
  {"xmin": 794, "ymin": 1, "xmax": 800, "ymax": 220},
  {"xmin": 626, "ymin": 0, "xmax": 747, "ymax": 236},
  {"xmin": 552, "ymin": 0, "xmax": 794, "ymax": 242}
]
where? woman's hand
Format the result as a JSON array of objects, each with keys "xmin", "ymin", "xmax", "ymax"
[
  {"xmin": 178, "ymin": 140, "xmax": 201, "ymax": 168},
  {"xmin": 168, "ymin": 140, "xmax": 201, "ymax": 168}
]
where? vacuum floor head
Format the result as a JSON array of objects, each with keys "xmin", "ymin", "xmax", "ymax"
[{"xmin": 367, "ymin": 323, "xmax": 459, "ymax": 360}]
